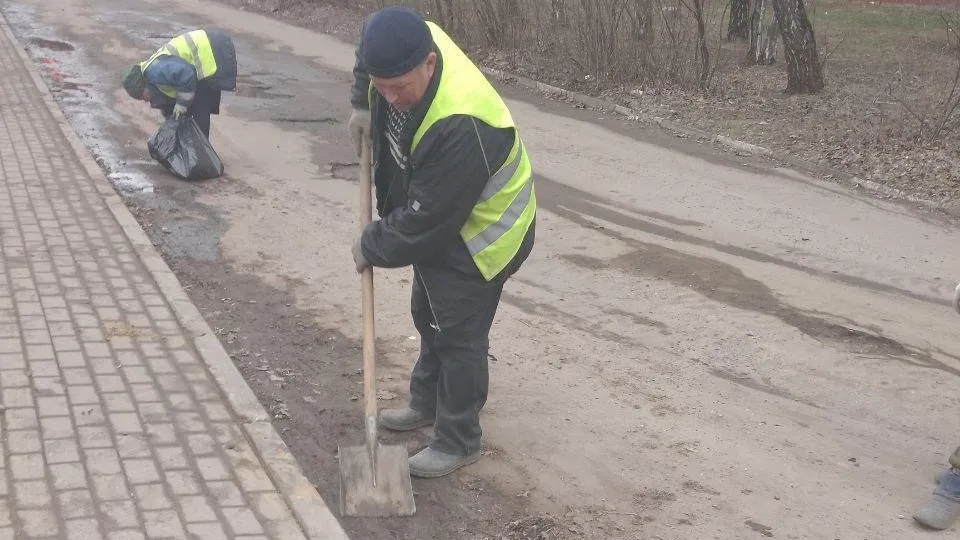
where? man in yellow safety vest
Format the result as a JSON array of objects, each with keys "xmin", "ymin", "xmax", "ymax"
[
  {"xmin": 348, "ymin": 6, "xmax": 536, "ymax": 478},
  {"xmin": 121, "ymin": 29, "xmax": 237, "ymax": 138}
]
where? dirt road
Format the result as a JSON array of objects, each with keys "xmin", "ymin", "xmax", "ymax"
[{"xmin": 4, "ymin": 0, "xmax": 959, "ymax": 537}]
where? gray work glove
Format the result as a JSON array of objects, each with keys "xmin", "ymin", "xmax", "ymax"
[
  {"xmin": 352, "ymin": 234, "xmax": 369, "ymax": 274},
  {"xmin": 348, "ymin": 108, "xmax": 371, "ymax": 159},
  {"xmin": 172, "ymin": 102, "xmax": 188, "ymax": 119},
  {"xmin": 173, "ymin": 91, "xmax": 194, "ymax": 120}
]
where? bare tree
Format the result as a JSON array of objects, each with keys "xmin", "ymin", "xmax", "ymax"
[
  {"xmin": 626, "ymin": 0, "xmax": 655, "ymax": 44},
  {"xmin": 474, "ymin": 0, "xmax": 503, "ymax": 46},
  {"xmin": 500, "ymin": 0, "xmax": 525, "ymax": 50},
  {"xmin": 728, "ymin": 0, "xmax": 749, "ymax": 41},
  {"xmin": 430, "ymin": 0, "xmax": 462, "ymax": 37},
  {"xmin": 411, "ymin": 0, "xmax": 744, "ymax": 90},
  {"xmin": 552, "ymin": 0, "xmax": 569, "ymax": 28},
  {"xmin": 656, "ymin": 0, "xmax": 685, "ymax": 81},
  {"xmin": 679, "ymin": 0, "xmax": 711, "ymax": 85},
  {"xmin": 749, "ymin": 0, "xmax": 779, "ymax": 64},
  {"xmin": 772, "ymin": 0, "xmax": 824, "ymax": 93},
  {"xmin": 575, "ymin": 0, "xmax": 630, "ymax": 84},
  {"xmin": 885, "ymin": 16, "xmax": 960, "ymax": 141}
]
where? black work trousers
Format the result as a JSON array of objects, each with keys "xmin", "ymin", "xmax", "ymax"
[{"xmin": 408, "ymin": 225, "xmax": 534, "ymax": 456}]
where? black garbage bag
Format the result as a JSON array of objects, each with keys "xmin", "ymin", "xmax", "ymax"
[{"xmin": 147, "ymin": 116, "xmax": 224, "ymax": 180}]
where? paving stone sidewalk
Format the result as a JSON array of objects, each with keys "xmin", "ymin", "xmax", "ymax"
[{"xmin": 0, "ymin": 12, "xmax": 349, "ymax": 540}]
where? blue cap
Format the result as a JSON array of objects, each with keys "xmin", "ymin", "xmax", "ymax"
[{"xmin": 360, "ymin": 6, "xmax": 433, "ymax": 79}]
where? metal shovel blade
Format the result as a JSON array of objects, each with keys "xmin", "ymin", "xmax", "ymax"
[{"xmin": 338, "ymin": 442, "xmax": 416, "ymax": 517}]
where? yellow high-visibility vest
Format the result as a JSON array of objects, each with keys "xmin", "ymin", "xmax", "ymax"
[{"xmin": 141, "ymin": 30, "xmax": 219, "ymax": 98}]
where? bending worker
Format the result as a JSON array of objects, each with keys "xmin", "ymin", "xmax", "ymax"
[
  {"xmin": 348, "ymin": 6, "xmax": 536, "ymax": 478},
  {"xmin": 121, "ymin": 29, "xmax": 237, "ymax": 138}
]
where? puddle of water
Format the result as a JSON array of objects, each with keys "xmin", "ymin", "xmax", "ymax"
[
  {"xmin": 234, "ymin": 84, "xmax": 294, "ymax": 99},
  {"xmin": 329, "ymin": 162, "xmax": 358, "ymax": 182},
  {"xmin": 234, "ymin": 73, "xmax": 295, "ymax": 99},
  {"xmin": 27, "ymin": 37, "xmax": 74, "ymax": 51}
]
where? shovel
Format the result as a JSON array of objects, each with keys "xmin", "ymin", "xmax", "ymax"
[{"xmin": 338, "ymin": 138, "xmax": 417, "ymax": 517}]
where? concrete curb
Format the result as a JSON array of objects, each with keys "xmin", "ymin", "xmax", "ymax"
[
  {"xmin": 0, "ymin": 13, "xmax": 351, "ymax": 540},
  {"xmin": 479, "ymin": 66, "xmax": 955, "ymax": 216}
]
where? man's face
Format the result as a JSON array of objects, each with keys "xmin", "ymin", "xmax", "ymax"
[{"xmin": 371, "ymin": 52, "xmax": 437, "ymax": 112}]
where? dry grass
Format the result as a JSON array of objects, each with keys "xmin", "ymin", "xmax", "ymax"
[{"xmin": 104, "ymin": 321, "xmax": 143, "ymax": 339}]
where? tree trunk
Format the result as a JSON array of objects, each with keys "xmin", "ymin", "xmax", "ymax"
[
  {"xmin": 748, "ymin": 0, "xmax": 777, "ymax": 64},
  {"xmin": 772, "ymin": 0, "xmax": 824, "ymax": 93},
  {"xmin": 552, "ymin": 0, "xmax": 569, "ymax": 28},
  {"xmin": 473, "ymin": 0, "xmax": 501, "ymax": 46},
  {"xmin": 692, "ymin": 0, "xmax": 711, "ymax": 85},
  {"xmin": 444, "ymin": 0, "xmax": 462, "ymax": 38},
  {"xmin": 497, "ymin": 0, "xmax": 524, "ymax": 49},
  {"xmin": 728, "ymin": 0, "xmax": 750, "ymax": 41},
  {"xmin": 431, "ymin": 0, "xmax": 459, "ymax": 37},
  {"xmin": 630, "ymin": 0, "xmax": 654, "ymax": 43}
]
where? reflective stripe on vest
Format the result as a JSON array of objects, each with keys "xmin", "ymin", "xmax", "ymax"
[
  {"xmin": 463, "ymin": 138, "xmax": 534, "ymax": 255},
  {"xmin": 140, "ymin": 30, "xmax": 219, "ymax": 98},
  {"xmin": 409, "ymin": 22, "xmax": 536, "ymax": 281}
]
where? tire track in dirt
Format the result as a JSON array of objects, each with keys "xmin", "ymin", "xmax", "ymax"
[
  {"xmin": 536, "ymin": 174, "xmax": 948, "ymax": 307},
  {"xmin": 534, "ymin": 174, "xmax": 960, "ymax": 378}
]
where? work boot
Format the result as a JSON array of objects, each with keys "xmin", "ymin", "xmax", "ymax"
[
  {"xmin": 378, "ymin": 407, "xmax": 432, "ymax": 432},
  {"xmin": 914, "ymin": 469, "xmax": 960, "ymax": 530},
  {"xmin": 408, "ymin": 447, "xmax": 481, "ymax": 478}
]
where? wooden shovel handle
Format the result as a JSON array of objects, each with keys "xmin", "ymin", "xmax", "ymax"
[{"xmin": 359, "ymin": 139, "xmax": 377, "ymax": 421}]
